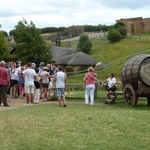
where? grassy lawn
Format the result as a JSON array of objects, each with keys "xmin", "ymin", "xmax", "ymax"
[{"xmin": 0, "ymin": 90, "xmax": 150, "ymax": 150}]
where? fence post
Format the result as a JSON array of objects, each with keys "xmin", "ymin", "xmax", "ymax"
[{"xmin": 94, "ymin": 83, "xmax": 97, "ymax": 98}]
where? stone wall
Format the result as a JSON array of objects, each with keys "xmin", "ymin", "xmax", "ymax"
[
  {"xmin": 143, "ymin": 18, "xmax": 150, "ymax": 33},
  {"xmin": 116, "ymin": 17, "xmax": 150, "ymax": 35}
]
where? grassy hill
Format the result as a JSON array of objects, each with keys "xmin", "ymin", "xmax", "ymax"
[{"xmin": 61, "ymin": 32, "xmax": 150, "ymax": 83}]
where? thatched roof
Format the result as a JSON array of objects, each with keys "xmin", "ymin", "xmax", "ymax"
[
  {"xmin": 51, "ymin": 46, "xmax": 76, "ymax": 62},
  {"xmin": 56, "ymin": 53, "xmax": 77, "ymax": 65},
  {"xmin": 50, "ymin": 46, "xmax": 97, "ymax": 66},
  {"xmin": 67, "ymin": 52, "xmax": 97, "ymax": 66}
]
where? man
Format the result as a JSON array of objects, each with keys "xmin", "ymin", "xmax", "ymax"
[
  {"xmin": 23, "ymin": 62, "xmax": 37, "ymax": 106},
  {"xmin": 0, "ymin": 61, "xmax": 10, "ymax": 106},
  {"xmin": 53, "ymin": 66, "xmax": 67, "ymax": 107}
]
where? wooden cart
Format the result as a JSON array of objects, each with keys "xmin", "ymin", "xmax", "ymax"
[{"xmin": 121, "ymin": 54, "xmax": 150, "ymax": 107}]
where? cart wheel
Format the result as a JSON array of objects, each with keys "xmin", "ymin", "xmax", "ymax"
[{"xmin": 123, "ymin": 84, "xmax": 138, "ymax": 107}]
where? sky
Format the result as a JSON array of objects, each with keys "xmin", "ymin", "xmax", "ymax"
[{"xmin": 0, "ymin": 0, "xmax": 150, "ymax": 33}]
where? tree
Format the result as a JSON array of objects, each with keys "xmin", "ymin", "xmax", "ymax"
[
  {"xmin": 12, "ymin": 20, "xmax": 51, "ymax": 65},
  {"xmin": 77, "ymin": 34, "xmax": 93, "ymax": 54},
  {"xmin": 107, "ymin": 29, "xmax": 122, "ymax": 42},
  {"xmin": 1, "ymin": 30, "xmax": 8, "ymax": 37},
  {"xmin": 0, "ymin": 31, "xmax": 9, "ymax": 60}
]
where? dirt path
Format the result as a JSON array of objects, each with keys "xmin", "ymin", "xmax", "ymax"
[
  {"xmin": 0, "ymin": 95, "xmax": 53, "ymax": 111},
  {"xmin": 0, "ymin": 94, "xmax": 103, "ymax": 111}
]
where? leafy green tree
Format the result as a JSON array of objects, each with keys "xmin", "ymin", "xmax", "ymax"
[
  {"xmin": 12, "ymin": 20, "xmax": 51, "ymax": 65},
  {"xmin": 77, "ymin": 34, "xmax": 93, "ymax": 54},
  {"xmin": 107, "ymin": 29, "xmax": 122, "ymax": 42},
  {"xmin": 0, "ymin": 31, "xmax": 9, "ymax": 60}
]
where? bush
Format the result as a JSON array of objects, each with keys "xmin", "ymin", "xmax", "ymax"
[
  {"xmin": 118, "ymin": 27, "xmax": 127, "ymax": 37},
  {"xmin": 65, "ymin": 66, "xmax": 73, "ymax": 72},
  {"xmin": 107, "ymin": 29, "xmax": 122, "ymax": 42}
]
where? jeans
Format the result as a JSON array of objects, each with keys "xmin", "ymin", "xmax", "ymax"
[{"xmin": 85, "ymin": 84, "xmax": 95, "ymax": 105}]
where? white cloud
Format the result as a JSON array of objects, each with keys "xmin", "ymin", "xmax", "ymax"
[{"xmin": 0, "ymin": 0, "xmax": 150, "ymax": 33}]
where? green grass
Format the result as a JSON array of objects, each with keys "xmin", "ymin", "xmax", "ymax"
[{"xmin": 0, "ymin": 94, "xmax": 150, "ymax": 150}]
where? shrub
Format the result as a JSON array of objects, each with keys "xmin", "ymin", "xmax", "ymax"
[
  {"xmin": 118, "ymin": 27, "xmax": 127, "ymax": 37},
  {"xmin": 65, "ymin": 66, "xmax": 73, "ymax": 72},
  {"xmin": 107, "ymin": 29, "xmax": 122, "ymax": 42}
]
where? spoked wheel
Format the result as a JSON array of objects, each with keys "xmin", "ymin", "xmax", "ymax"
[{"xmin": 123, "ymin": 84, "xmax": 138, "ymax": 107}]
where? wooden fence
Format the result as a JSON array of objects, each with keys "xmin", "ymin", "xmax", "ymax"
[{"xmin": 67, "ymin": 82, "xmax": 123, "ymax": 98}]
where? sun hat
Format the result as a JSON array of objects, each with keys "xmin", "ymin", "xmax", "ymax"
[{"xmin": 43, "ymin": 67, "xmax": 48, "ymax": 70}]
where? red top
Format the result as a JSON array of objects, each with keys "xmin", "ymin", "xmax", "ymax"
[
  {"xmin": 0, "ymin": 67, "xmax": 9, "ymax": 85},
  {"xmin": 85, "ymin": 72, "xmax": 95, "ymax": 85}
]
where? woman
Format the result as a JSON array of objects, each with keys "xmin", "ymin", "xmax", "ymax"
[
  {"xmin": 40, "ymin": 67, "xmax": 52, "ymax": 101},
  {"xmin": 83, "ymin": 67, "xmax": 96, "ymax": 105},
  {"xmin": 104, "ymin": 73, "xmax": 117, "ymax": 100},
  {"xmin": 10, "ymin": 62, "xmax": 19, "ymax": 98}
]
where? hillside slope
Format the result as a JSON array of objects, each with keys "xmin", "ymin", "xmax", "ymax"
[{"xmin": 62, "ymin": 33, "xmax": 150, "ymax": 82}]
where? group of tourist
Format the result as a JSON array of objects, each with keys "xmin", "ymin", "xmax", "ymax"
[
  {"xmin": 0, "ymin": 60, "xmax": 67, "ymax": 107},
  {"xmin": 0, "ymin": 59, "xmax": 116, "ymax": 108}
]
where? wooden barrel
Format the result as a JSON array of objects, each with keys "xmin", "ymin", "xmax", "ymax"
[{"xmin": 121, "ymin": 54, "xmax": 150, "ymax": 88}]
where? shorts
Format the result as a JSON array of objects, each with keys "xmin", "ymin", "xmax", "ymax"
[
  {"xmin": 25, "ymin": 84, "xmax": 35, "ymax": 94},
  {"xmin": 106, "ymin": 86, "xmax": 117, "ymax": 92},
  {"xmin": 56, "ymin": 88, "xmax": 65, "ymax": 97},
  {"xmin": 42, "ymin": 83, "xmax": 49, "ymax": 88},
  {"xmin": 10, "ymin": 79, "xmax": 18, "ymax": 87}
]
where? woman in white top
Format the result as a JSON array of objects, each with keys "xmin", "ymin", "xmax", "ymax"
[
  {"xmin": 103, "ymin": 73, "xmax": 117, "ymax": 100},
  {"xmin": 10, "ymin": 62, "xmax": 19, "ymax": 98}
]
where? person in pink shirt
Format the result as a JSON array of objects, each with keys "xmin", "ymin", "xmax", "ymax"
[
  {"xmin": 83, "ymin": 67, "xmax": 96, "ymax": 105},
  {"xmin": 0, "ymin": 61, "xmax": 10, "ymax": 106}
]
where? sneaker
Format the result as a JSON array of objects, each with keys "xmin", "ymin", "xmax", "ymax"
[
  {"xmin": 63, "ymin": 104, "xmax": 66, "ymax": 107},
  {"xmin": 24, "ymin": 104, "xmax": 30, "ymax": 107},
  {"xmin": 29, "ymin": 103, "xmax": 33, "ymax": 106},
  {"xmin": 107, "ymin": 99, "xmax": 112, "ymax": 102}
]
